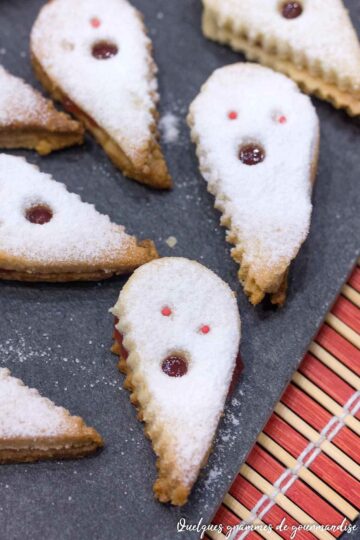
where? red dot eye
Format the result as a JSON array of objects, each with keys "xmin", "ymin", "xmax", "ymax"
[
  {"xmin": 161, "ymin": 306, "xmax": 172, "ymax": 317},
  {"xmin": 200, "ymin": 325, "xmax": 210, "ymax": 334},
  {"xmin": 228, "ymin": 111, "xmax": 238, "ymax": 120},
  {"xmin": 90, "ymin": 17, "xmax": 101, "ymax": 28},
  {"xmin": 278, "ymin": 115, "xmax": 287, "ymax": 124}
]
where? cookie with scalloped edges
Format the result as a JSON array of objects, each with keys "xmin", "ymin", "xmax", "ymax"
[
  {"xmin": 188, "ymin": 64, "xmax": 319, "ymax": 305},
  {"xmin": 31, "ymin": 0, "xmax": 171, "ymax": 188},
  {"xmin": 202, "ymin": 0, "xmax": 360, "ymax": 116},
  {"xmin": 0, "ymin": 368, "xmax": 103, "ymax": 463},
  {"xmin": 0, "ymin": 154, "xmax": 158, "ymax": 282},
  {"xmin": 0, "ymin": 65, "xmax": 83, "ymax": 154},
  {"xmin": 111, "ymin": 257, "xmax": 241, "ymax": 505}
]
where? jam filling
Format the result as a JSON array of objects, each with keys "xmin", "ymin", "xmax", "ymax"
[
  {"xmin": 25, "ymin": 205, "xmax": 53, "ymax": 225},
  {"xmin": 92, "ymin": 41, "xmax": 118, "ymax": 60},
  {"xmin": 239, "ymin": 143, "xmax": 265, "ymax": 165},
  {"xmin": 281, "ymin": 2, "xmax": 303, "ymax": 19},
  {"xmin": 63, "ymin": 97, "xmax": 98, "ymax": 128},
  {"xmin": 161, "ymin": 355, "xmax": 188, "ymax": 378}
]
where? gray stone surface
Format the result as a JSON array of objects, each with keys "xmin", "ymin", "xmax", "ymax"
[{"xmin": 0, "ymin": 1, "xmax": 359, "ymax": 539}]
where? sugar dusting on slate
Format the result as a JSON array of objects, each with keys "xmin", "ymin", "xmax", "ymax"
[{"xmin": 159, "ymin": 112, "xmax": 180, "ymax": 143}]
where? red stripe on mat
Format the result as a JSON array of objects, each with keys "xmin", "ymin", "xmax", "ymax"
[
  {"xmin": 299, "ymin": 353, "xmax": 360, "ymax": 419},
  {"xmin": 229, "ymin": 476, "xmax": 312, "ymax": 540},
  {"xmin": 315, "ymin": 325, "xmax": 360, "ymax": 375},
  {"xmin": 211, "ymin": 269, "xmax": 360, "ymax": 538},
  {"xmin": 348, "ymin": 266, "xmax": 360, "ymax": 293},
  {"xmin": 246, "ymin": 444, "xmax": 346, "ymax": 532},
  {"xmin": 331, "ymin": 295, "xmax": 360, "ymax": 334},
  {"xmin": 212, "ymin": 505, "xmax": 262, "ymax": 539},
  {"xmin": 281, "ymin": 384, "xmax": 360, "ymax": 463},
  {"xmin": 263, "ymin": 414, "xmax": 360, "ymax": 507}
]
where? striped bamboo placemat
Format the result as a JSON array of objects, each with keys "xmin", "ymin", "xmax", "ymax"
[{"xmin": 207, "ymin": 262, "xmax": 360, "ymax": 540}]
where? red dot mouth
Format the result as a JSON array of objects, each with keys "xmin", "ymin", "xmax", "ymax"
[
  {"xmin": 92, "ymin": 41, "xmax": 118, "ymax": 60},
  {"xmin": 25, "ymin": 205, "xmax": 53, "ymax": 225},
  {"xmin": 161, "ymin": 355, "xmax": 188, "ymax": 377},
  {"xmin": 239, "ymin": 143, "xmax": 265, "ymax": 166}
]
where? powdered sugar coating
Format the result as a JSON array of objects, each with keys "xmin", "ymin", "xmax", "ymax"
[
  {"xmin": 203, "ymin": 0, "xmax": 360, "ymax": 91},
  {"xmin": 0, "ymin": 66, "xmax": 72, "ymax": 128},
  {"xmin": 0, "ymin": 66, "xmax": 50, "ymax": 126},
  {"xmin": 31, "ymin": 0, "xmax": 158, "ymax": 162},
  {"xmin": 0, "ymin": 368, "xmax": 75, "ymax": 438},
  {"xmin": 188, "ymin": 64, "xmax": 319, "ymax": 281},
  {"xmin": 112, "ymin": 257, "xmax": 241, "ymax": 485},
  {"xmin": 0, "ymin": 154, "xmax": 132, "ymax": 264}
]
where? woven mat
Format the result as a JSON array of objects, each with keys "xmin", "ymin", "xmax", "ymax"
[{"xmin": 207, "ymin": 262, "xmax": 360, "ymax": 540}]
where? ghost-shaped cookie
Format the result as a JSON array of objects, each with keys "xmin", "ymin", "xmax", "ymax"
[
  {"xmin": 0, "ymin": 65, "xmax": 83, "ymax": 154},
  {"xmin": 111, "ymin": 257, "xmax": 241, "ymax": 505},
  {"xmin": 0, "ymin": 154, "xmax": 157, "ymax": 281},
  {"xmin": 188, "ymin": 63, "xmax": 319, "ymax": 305},
  {"xmin": 0, "ymin": 368, "xmax": 102, "ymax": 463},
  {"xmin": 31, "ymin": 0, "xmax": 171, "ymax": 188},
  {"xmin": 202, "ymin": 0, "xmax": 360, "ymax": 115}
]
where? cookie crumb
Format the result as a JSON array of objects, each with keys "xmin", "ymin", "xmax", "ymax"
[{"xmin": 165, "ymin": 236, "xmax": 177, "ymax": 248}]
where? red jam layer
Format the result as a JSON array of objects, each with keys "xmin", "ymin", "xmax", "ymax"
[{"xmin": 63, "ymin": 97, "xmax": 98, "ymax": 128}]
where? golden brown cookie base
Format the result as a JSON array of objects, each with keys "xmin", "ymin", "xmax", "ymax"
[
  {"xmin": 0, "ymin": 429, "xmax": 103, "ymax": 464},
  {"xmin": 0, "ymin": 127, "xmax": 83, "ymax": 156},
  {"xmin": 0, "ymin": 239, "xmax": 158, "ymax": 283},
  {"xmin": 111, "ymin": 339, "xmax": 191, "ymax": 506},
  {"xmin": 202, "ymin": 8, "xmax": 360, "ymax": 117},
  {"xmin": 31, "ymin": 55, "xmax": 172, "ymax": 189}
]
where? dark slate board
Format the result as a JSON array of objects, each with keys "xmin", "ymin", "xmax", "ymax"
[{"xmin": 0, "ymin": 1, "xmax": 359, "ymax": 539}]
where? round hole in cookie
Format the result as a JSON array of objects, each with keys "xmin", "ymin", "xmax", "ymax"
[
  {"xmin": 25, "ymin": 204, "xmax": 53, "ymax": 225},
  {"xmin": 161, "ymin": 354, "xmax": 188, "ymax": 378},
  {"xmin": 280, "ymin": 1, "xmax": 303, "ymax": 19},
  {"xmin": 228, "ymin": 111, "xmax": 238, "ymax": 120},
  {"xmin": 92, "ymin": 41, "xmax": 118, "ymax": 60},
  {"xmin": 239, "ymin": 143, "xmax": 265, "ymax": 166}
]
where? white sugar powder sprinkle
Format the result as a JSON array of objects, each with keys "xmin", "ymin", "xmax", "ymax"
[
  {"xmin": 189, "ymin": 64, "xmax": 319, "ymax": 279},
  {"xmin": 112, "ymin": 257, "xmax": 241, "ymax": 486},
  {"xmin": 204, "ymin": 0, "xmax": 360, "ymax": 89},
  {"xmin": 159, "ymin": 113, "xmax": 180, "ymax": 143},
  {"xmin": 31, "ymin": 0, "xmax": 159, "ymax": 162},
  {"xmin": 0, "ymin": 155, "xmax": 133, "ymax": 265},
  {"xmin": 165, "ymin": 236, "xmax": 177, "ymax": 248},
  {"xmin": 0, "ymin": 368, "xmax": 75, "ymax": 438}
]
